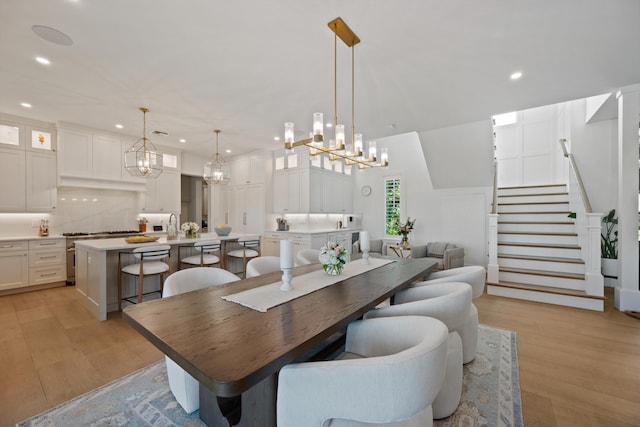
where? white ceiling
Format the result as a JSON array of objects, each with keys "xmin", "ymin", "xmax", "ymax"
[{"xmin": 1, "ymin": 0, "xmax": 639, "ymax": 159}]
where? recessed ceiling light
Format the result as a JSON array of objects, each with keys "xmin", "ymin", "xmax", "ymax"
[
  {"xmin": 179, "ymin": 138, "xmax": 186, "ymax": 143},
  {"xmin": 35, "ymin": 56, "xmax": 50, "ymax": 65},
  {"xmin": 115, "ymin": 124, "xmax": 123, "ymax": 129},
  {"xmin": 226, "ymin": 149, "xmax": 231, "ymax": 153},
  {"xmin": 274, "ymin": 136, "xmax": 280, "ymax": 141},
  {"xmin": 21, "ymin": 102, "xmax": 32, "ymax": 108},
  {"xmin": 510, "ymin": 71, "xmax": 523, "ymax": 80}
]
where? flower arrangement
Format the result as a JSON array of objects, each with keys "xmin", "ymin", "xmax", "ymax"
[
  {"xmin": 397, "ymin": 217, "xmax": 416, "ymax": 247},
  {"xmin": 319, "ymin": 241, "xmax": 350, "ymax": 275},
  {"xmin": 137, "ymin": 217, "xmax": 148, "ymax": 224},
  {"xmin": 181, "ymin": 221, "xmax": 200, "ymax": 237}
]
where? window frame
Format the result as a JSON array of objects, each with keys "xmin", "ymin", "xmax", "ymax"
[{"xmin": 383, "ymin": 175, "xmax": 403, "ymax": 237}]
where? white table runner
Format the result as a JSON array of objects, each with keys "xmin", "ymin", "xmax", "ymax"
[{"xmin": 222, "ymin": 257, "xmax": 395, "ymax": 312}]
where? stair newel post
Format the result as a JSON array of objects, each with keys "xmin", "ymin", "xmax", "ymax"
[
  {"xmin": 488, "ymin": 213, "xmax": 499, "ymax": 283},
  {"xmin": 584, "ymin": 212, "xmax": 604, "ymax": 297}
]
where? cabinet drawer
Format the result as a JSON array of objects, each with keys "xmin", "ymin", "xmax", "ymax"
[
  {"xmin": 0, "ymin": 250, "xmax": 29, "ymax": 290},
  {"xmin": 29, "ymin": 238, "xmax": 65, "ymax": 250},
  {"xmin": 0, "ymin": 240, "xmax": 29, "ymax": 252},
  {"xmin": 29, "ymin": 249, "xmax": 65, "ymax": 267},
  {"xmin": 29, "ymin": 264, "xmax": 66, "ymax": 286}
]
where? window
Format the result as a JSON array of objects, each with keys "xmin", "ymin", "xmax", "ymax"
[{"xmin": 385, "ymin": 177, "xmax": 401, "ymax": 235}]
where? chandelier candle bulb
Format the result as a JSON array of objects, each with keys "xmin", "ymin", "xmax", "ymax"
[
  {"xmin": 284, "ymin": 122, "xmax": 294, "ymax": 144},
  {"xmin": 380, "ymin": 147, "xmax": 389, "ymax": 165},
  {"xmin": 313, "ymin": 112, "xmax": 324, "ymax": 137},
  {"xmin": 368, "ymin": 140, "xmax": 377, "ymax": 160},
  {"xmin": 354, "ymin": 133, "xmax": 363, "ymax": 156},
  {"xmin": 335, "ymin": 124, "xmax": 345, "ymax": 150}
]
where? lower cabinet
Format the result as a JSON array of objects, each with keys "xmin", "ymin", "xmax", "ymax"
[{"xmin": 0, "ymin": 238, "xmax": 66, "ymax": 292}]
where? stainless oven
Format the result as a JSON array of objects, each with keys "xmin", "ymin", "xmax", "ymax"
[{"xmin": 64, "ymin": 231, "xmax": 141, "ymax": 284}]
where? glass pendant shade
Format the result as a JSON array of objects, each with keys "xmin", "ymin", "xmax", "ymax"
[{"xmin": 124, "ymin": 107, "xmax": 163, "ymax": 178}]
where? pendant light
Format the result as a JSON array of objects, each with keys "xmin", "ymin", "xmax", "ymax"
[
  {"xmin": 203, "ymin": 129, "xmax": 230, "ymax": 185},
  {"xmin": 124, "ymin": 107, "xmax": 163, "ymax": 178}
]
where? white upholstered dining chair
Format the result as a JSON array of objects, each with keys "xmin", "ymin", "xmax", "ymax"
[
  {"xmin": 413, "ymin": 265, "xmax": 486, "ymax": 299},
  {"xmin": 364, "ymin": 282, "xmax": 475, "ymax": 419},
  {"xmin": 162, "ymin": 267, "xmax": 240, "ymax": 414},
  {"xmin": 295, "ymin": 248, "xmax": 320, "ymax": 265},
  {"xmin": 277, "ymin": 316, "xmax": 449, "ymax": 427},
  {"xmin": 246, "ymin": 256, "xmax": 281, "ymax": 278}
]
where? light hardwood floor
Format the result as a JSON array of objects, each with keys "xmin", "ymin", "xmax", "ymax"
[{"xmin": 1, "ymin": 285, "xmax": 639, "ymax": 426}]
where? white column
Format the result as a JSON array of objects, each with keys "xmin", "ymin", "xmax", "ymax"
[
  {"xmin": 615, "ymin": 86, "xmax": 640, "ymax": 311},
  {"xmin": 487, "ymin": 213, "xmax": 499, "ymax": 282}
]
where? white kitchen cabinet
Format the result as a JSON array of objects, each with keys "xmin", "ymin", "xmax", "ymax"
[
  {"xmin": 230, "ymin": 184, "xmax": 265, "ymax": 234},
  {"xmin": 143, "ymin": 169, "xmax": 181, "ymax": 213},
  {"xmin": 28, "ymin": 239, "xmax": 66, "ymax": 287},
  {"xmin": 0, "ymin": 240, "xmax": 29, "ymax": 291},
  {"xmin": 0, "ymin": 147, "xmax": 27, "ymax": 212},
  {"xmin": 58, "ymin": 127, "xmax": 92, "ymax": 177},
  {"xmin": 26, "ymin": 151, "xmax": 57, "ymax": 212},
  {"xmin": 231, "ymin": 154, "xmax": 265, "ymax": 185},
  {"xmin": 307, "ymin": 168, "xmax": 353, "ymax": 213},
  {"xmin": 262, "ymin": 232, "xmax": 282, "ymax": 256},
  {"xmin": 274, "ymin": 169, "xmax": 308, "ymax": 213},
  {"xmin": 92, "ymin": 134, "xmax": 123, "ymax": 181}
]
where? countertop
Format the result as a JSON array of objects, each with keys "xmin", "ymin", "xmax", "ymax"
[
  {"xmin": 0, "ymin": 235, "xmax": 66, "ymax": 242},
  {"xmin": 74, "ymin": 232, "xmax": 257, "ymax": 251},
  {"xmin": 265, "ymin": 229, "xmax": 360, "ymax": 235}
]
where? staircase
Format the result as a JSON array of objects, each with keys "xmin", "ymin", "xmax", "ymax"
[{"xmin": 486, "ymin": 184, "xmax": 605, "ymax": 311}]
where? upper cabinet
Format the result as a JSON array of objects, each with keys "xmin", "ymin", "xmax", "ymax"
[
  {"xmin": 0, "ymin": 114, "xmax": 57, "ymax": 212},
  {"xmin": 230, "ymin": 153, "xmax": 265, "ymax": 185},
  {"xmin": 272, "ymin": 150, "xmax": 353, "ymax": 214},
  {"xmin": 58, "ymin": 124, "xmax": 181, "ymax": 191}
]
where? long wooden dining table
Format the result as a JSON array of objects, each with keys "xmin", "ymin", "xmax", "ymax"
[{"xmin": 123, "ymin": 256, "xmax": 437, "ymax": 426}]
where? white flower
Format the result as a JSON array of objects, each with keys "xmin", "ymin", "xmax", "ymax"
[
  {"xmin": 181, "ymin": 222, "xmax": 200, "ymax": 233},
  {"xmin": 319, "ymin": 241, "xmax": 350, "ymax": 266}
]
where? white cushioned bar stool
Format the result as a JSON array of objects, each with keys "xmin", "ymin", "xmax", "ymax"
[
  {"xmin": 178, "ymin": 239, "xmax": 222, "ymax": 269},
  {"xmin": 162, "ymin": 267, "xmax": 240, "ymax": 414},
  {"xmin": 246, "ymin": 256, "xmax": 281, "ymax": 278},
  {"xmin": 277, "ymin": 315, "xmax": 449, "ymax": 427},
  {"xmin": 226, "ymin": 236, "xmax": 261, "ymax": 278},
  {"xmin": 118, "ymin": 244, "xmax": 171, "ymax": 310}
]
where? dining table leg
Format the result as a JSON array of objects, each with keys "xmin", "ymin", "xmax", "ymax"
[{"xmin": 199, "ymin": 374, "xmax": 277, "ymax": 427}]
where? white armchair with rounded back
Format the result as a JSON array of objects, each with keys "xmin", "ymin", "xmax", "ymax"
[
  {"xmin": 162, "ymin": 267, "xmax": 240, "ymax": 414},
  {"xmin": 246, "ymin": 256, "xmax": 281, "ymax": 278},
  {"xmin": 277, "ymin": 316, "xmax": 449, "ymax": 427}
]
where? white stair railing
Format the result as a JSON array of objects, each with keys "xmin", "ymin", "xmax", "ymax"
[
  {"xmin": 487, "ymin": 160, "xmax": 499, "ymax": 283},
  {"xmin": 559, "ymin": 139, "xmax": 603, "ymax": 296}
]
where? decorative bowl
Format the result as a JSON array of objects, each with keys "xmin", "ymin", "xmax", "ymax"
[{"xmin": 214, "ymin": 226, "xmax": 232, "ymax": 236}]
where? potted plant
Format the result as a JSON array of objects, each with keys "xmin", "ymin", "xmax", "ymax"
[{"xmin": 601, "ymin": 209, "xmax": 618, "ymax": 278}]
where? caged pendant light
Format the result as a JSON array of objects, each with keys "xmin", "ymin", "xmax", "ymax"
[
  {"xmin": 124, "ymin": 107, "xmax": 164, "ymax": 178},
  {"xmin": 203, "ymin": 129, "xmax": 230, "ymax": 185}
]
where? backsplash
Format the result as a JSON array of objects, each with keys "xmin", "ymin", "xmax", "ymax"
[{"xmin": 274, "ymin": 213, "xmax": 363, "ymax": 231}]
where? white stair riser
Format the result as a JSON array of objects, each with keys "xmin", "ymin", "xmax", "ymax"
[
  {"xmin": 498, "ymin": 245, "xmax": 582, "ymax": 258},
  {"xmin": 498, "ymin": 233, "xmax": 578, "ymax": 245},
  {"xmin": 498, "ymin": 257, "xmax": 585, "ymax": 274},
  {"xmin": 498, "ymin": 223, "xmax": 575, "ymax": 233},
  {"xmin": 498, "ymin": 213, "xmax": 573, "ymax": 222},
  {"xmin": 486, "ymin": 286, "xmax": 603, "ymax": 311},
  {"xmin": 498, "ymin": 194, "xmax": 568, "ymax": 204},
  {"xmin": 497, "ymin": 186, "xmax": 567, "ymax": 196},
  {"xmin": 498, "ymin": 203, "xmax": 569, "ymax": 213},
  {"xmin": 499, "ymin": 271, "xmax": 584, "ymax": 290}
]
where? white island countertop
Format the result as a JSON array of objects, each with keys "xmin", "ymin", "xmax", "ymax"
[
  {"xmin": 74, "ymin": 232, "xmax": 258, "ymax": 251},
  {"xmin": 264, "ymin": 229, "xmax": 360, "ymax": 235}
]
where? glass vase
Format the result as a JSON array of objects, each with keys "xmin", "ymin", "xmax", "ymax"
[
  {"xmin": 324, "ymin": 263, "xmax": 344, "ymax": 276},
  {"xmin": 401, "ymin": 235, "xmax": 409, "ymax": 248},
  {"xmin": 185, "ymin": 231, "xmax": 197, "ymax": 238}
]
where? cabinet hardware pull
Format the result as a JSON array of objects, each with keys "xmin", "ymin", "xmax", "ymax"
[
  {"xmin": 0, "ymin": 245, "xmax": 14, "ymax": 248},
  {"xmin": 40, "ymin": 255, "xmax": 57, "ymax": 259},
  {"xmin": 41, "ymin": 272, "xmax": 58, "ymax": 277},
  {"xmin": 40, "ymin": 242, "xmax": 57, "ymax": 246}
]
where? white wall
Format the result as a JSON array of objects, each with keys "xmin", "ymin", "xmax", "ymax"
[
  {"xmin": 353, "ymin": 131, "xmax": 492, "ymax": 266},
  {"xmin": 567, "ymin": 98, "xmax": 618, "ymax": 215}
]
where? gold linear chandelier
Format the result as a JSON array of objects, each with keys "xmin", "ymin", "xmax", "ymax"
[
  {"xmin": 124, "ymin": 107, "xmax": 164, "ymax": 178},
  {"xmin": 283, "ymin": 17, "xmax": 389, "ymax": 169}
]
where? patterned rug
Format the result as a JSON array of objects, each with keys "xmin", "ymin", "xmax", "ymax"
[{"xmin": 18, "ymin": 325, "xmax": 522, "ymax": 427}]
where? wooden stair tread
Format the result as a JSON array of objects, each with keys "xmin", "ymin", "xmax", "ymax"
[
  {"xmin": 500, "ymin": 266, "xmax": 584, "ymax": 280},
  {"xmin": 498, "ymin": 192, "xmax": 568, "ymax": 198},
  {"xmin": 497, "ymin": 241, "xmax": 580, "ymax": 249},
  {"xmin": 498, "ymin": 254, "xmax": 584, "ymax": 264},
  {"xmin": 498, "ymin": 211, "xmax": 570, "ymax": 215},
  {"xmin": 498, "ymin": 231, "xmax": 577, "ymax": 236},
  {"xmin": 486, "ymin": 281, "xmax": 605, "ymax": 300},
  {"xmin": 499, "ymin": 201, "xmax": 569, "ymax": 206},
  {"xmin": 498, "ymin": 221, "xmax": 574, "ymax": 225},
  {"xmin": 498, "ymin": 184, "xmax": 566, "ymax": 190}
]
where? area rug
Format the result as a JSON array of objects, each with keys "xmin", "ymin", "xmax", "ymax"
[{"xmin": 18, "ymin": 325, "xmax": 522, "ymax": 427}]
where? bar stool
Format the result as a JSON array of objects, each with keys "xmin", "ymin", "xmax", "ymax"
[
  {"xmin": 118, "ymin": 245, "xmax": 171, "ymax": 310},
  {"xmin": 179, "ymin": 239, "xmax": 222, "ymax": 269},
  {"xmin": 226, "ymin": 236, "xmax": 261, "ymax": 278}
]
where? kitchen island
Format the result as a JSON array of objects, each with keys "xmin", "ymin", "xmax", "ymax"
[{"xmin": 75, "ymin": 232, "xmax": 257, "ymax": 320}]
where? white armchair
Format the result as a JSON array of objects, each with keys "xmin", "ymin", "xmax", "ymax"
[
  {"xmin": 364, "ymin": 282, "xmax": 475, "ymax": 419},
  {"xmin": 162, "ymin": 267, "xmax": 240, "ymax": 414},
  {"xmin": 277, "ymin": 316, "xmax": 449, "ymax": 427},
  {"xmin": 246, "ymin": 256, "xmax": 281, "ymax": 278},
  {"xmin": 296, "ymin": 249, "xmax": 321, "ymax": 265},
  {"xmin": 418, "ymin": 265, "xmax": 486, "ymax": 299}
]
